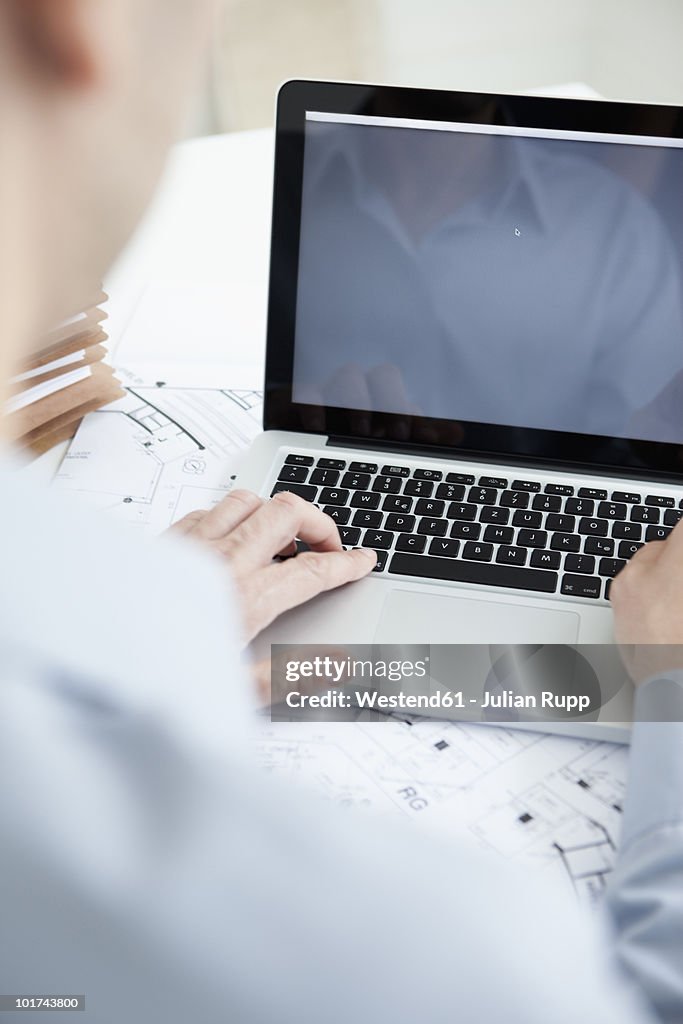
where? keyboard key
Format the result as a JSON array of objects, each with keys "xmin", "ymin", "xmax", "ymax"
[
  {"xmin": 578, "ymin": 518, "xmax": 608, "ymax": 536},
  {"xmin": 285, "ymin": 454, "xmax": 314, "ymax": 466},
  {"xmin": 565, "ymin": 554, "xmax": 596, "ymax": 575},
  {"xmin": 417, "ymin": 518, "xmax": 448, "ymax": 537},
  {"xmin": 550, "ymin": 533, "xmax": 581, "ymax": 552},
  {"xmin": 545, "ymin": 483, "xmax": 574, "ymax": 496},
  {"xmin": 631, "ymin": 505, "xmax": 660, "ymax": 524},
  {"xmin": 382, "ymin": 495, "xmax": 413, "ymax": 513},
  {"xmin": 578, "ymin": 487, "xmax": 607, "ymax": 499},
  {"xmin": 415, "ymin": 498, "xmax": 445, "ymax": 517},
  {"xmin": 450, "ymin": 521, "xmax": 481, "ymax": 540},
  {"xmin": 317, "ymin": 458, "xmax": 346, "ymax": 470},
  {"xmin": 496, "ymin": 545, "xmax": 527, "ymax": 566},
  {"xmin": 611, "ymin": 491, "xmax": 640, "ymax": 503},
  {"xmin": 349, "ymin": 461, "xmax": 378, "ymax": 474},
  {"xmin": 428, "ymin": 538, "xmax": 460, "ymax": 558},
  {"xmin": 598, "ymin": 557, "xmax": 627, "ymax": 578},
  {"xmin": 362, "ymin": 530, "xmax": 393, "ymax": 550},
  {"xmin": 513, "ymin": 510, "xmax": 543, "ymax": 528},
  {"xmin": 341, "ymin": 472, "xmax": 371, "ymax": 490},
  {"xmin": 565, "ymin": 497, "xmax": 594, "ymax": 516},
  {"xmin": 404, "ymin": 479, "xmax": 434, "ymax": 497},
  {"xmin": 645, "ymin": 525, "xmax": 672, "ymax": 541},
  {"xmin": 511, "ymin": 479, "xmax": 542, "ymax": 492},
  {"xmin": 388, "ymin": 553, "xmax": 558, "ymax": 593},
  {"xmin": 479, "ymin": 506, "xmax": 510, "ymax": 524},
  {"xmin": 561, "ymin": 574, "xmax": 601, "ymax": 599},
  {"xmin": 478, "ymin": 476, "xmax": 508, "ymax": 488},
  {"xmin": 310, "ymin": 468, "xmax": 339, "ymax": 486},
  {"xmin": 664, "ymin": 508, "xmax": 683, "ymax": 526},
  {"xmin": 396, "ymin": 533, "xmax": 426, "ymax": 553},
  {"xmin": 351, "ymin": 491, "xmax": 381, "ymax": 509},
  {"xmin": 584, "ymin": 536, "xmax": 615, "ymax": 556},
  {"xmin": 324, "ymin": 505, "xmax": 350, "ymax": 524},
  {"xmin": 463, "ymin": 541, "xmax": 494, "ymax": 562},
  {"xmin": 338, "ymin": 526, "xmax": 361, "ymax": 545},
  {"xmin": 278, "ymin": 465, "xmax": 309, "ymax": 483},
  {"xmin": 517, "ymin": 529, "xmax": 548, "ymax": 548},
  {"xmin": 612, "ymin": 522, "xmax": 641, "ymax": 540},
  {"xmin": 447, "ymin": 502, "xmax": 478, "ymax": 521},
  {"xmin": 385, "ymin": 513, "xmax": 416, "ymax": 532},
  {"xmin": 546, "ymin": 513, "xmax": 576, "ymax": 533},
  {"xmin": 532, "ymin": 494, "xmax": 562, "ymax": 512},
  {"xmin": 382, "ymin": 464, "xmax": 410, "ymax": 477},
  {"xmin": 645, "ymin": 494, "xmax": 675, "ymax": 507},
  {"xmin": 319, "ymin": 487, "xmax": 350, "ymax": 506},
  {"xmin": 605, "ymin": 579, "xmax": 613, "ymax": 600},
  {"xmin": 618, "ymin": 541, "xmax": 644, "ymax": 559},
  {"xmin": 468, "ymin": 486, "xmax": 498, "ymax": 505},
  {"xmin": 352, "ymin": 510, "xmax": 383, "ymax": 528},
  {"xmin": 414, "ymin": 468, "xmax": 443, "ymax": 481},
  {"xmin": 436, "ymin": 482, "xmax": 465, "ymax": 501},
  {"xmin": 446, "ymin": 472, "xmax": 475, "ymax": 485},
  {"xmin": 530, "ymin": 549, "xmax": 561, "ymax": 569},
  {"xmin": 500, "ymin": 490, "xmax": 530, "ymax": 508},
  {"xmin": 271, "ymin": 482, "xmax": 317, "ymax": 501},
  {"xmin": 483, "ymin": 525, "xmax": 514, "ymax": 544},
  {"xmin": 372, "ymin": 475, "xmax": 402, "ymax": 494},
  {"xmin": 597, "ymin": 501, "xmax": 627, "ymax": 521}
]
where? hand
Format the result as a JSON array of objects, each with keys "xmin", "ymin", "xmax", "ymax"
[
  {"xmin": 170, "ymin": 489, "xmax": 377, "ymax": 646},
  {"xmin": 296, "ymin": 362, "xmax": 464, "ymax": 445},
  {"xmin": 611, "ymin": 522, "xmax": 683, "ymax": 685}
]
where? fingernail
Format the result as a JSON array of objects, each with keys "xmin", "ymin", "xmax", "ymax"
[{"xmin": 356, "ymin": 547, "xmax": 377, "ymax": 562}]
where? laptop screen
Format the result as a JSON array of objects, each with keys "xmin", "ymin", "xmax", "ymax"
[{"xmin": 291, "ymin": 110, "xmax": 683, "ymax": 447}]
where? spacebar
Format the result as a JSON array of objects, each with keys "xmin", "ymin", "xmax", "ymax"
[{"xmin": 388, "ymin": 553, "xmax": 558, "ymax": 593}]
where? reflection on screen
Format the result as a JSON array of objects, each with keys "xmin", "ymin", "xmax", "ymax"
[{"xmin": 292, "ymin": 111, "xmax": 683, "ymax": 445}]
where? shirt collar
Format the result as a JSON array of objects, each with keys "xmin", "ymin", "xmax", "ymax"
[{"xmin": 305, "ymin": 122, "xmax": 551, "ymax": 235}]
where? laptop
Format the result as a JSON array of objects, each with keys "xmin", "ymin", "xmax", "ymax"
[{"xmin": 238, "ymin": 80, "xmax": 683, "ymax": 738}]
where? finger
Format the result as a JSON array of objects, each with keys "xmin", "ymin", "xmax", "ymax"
[
  {"xmin": 254, "ymin": 547, "xmax": 377, "ymax": 630},
  {"xmin": 323, "ymin": 362, "xmax": 373, "ymax": 436},
  {"xmin": 626, "ymin": 538, "xmax": 666, "ymax": 571},
  {"xmin": 168, "ymin": 509, "xmax": 208, "ymax": 536},
  {"xmin": 192, "ymin": 489, "xmax": 264, "ymax": 541},
  {"xmin": 368, "ymin": 362, "xmax": 414, "ymax": 415},
  {"xmin": 323, "ymin": 362, "xmax": 372, "ymax": 412},
  {"xmin": 223, "ymin": 491, "xmax": 344, "ymax": 570},
  {"xmin": 662, "ymin": 515, "xmax": 683, "ymax": 550}
]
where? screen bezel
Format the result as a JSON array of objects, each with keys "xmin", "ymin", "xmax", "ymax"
[{"xmin": 264, "ymin": 79, "xmax": 683, "ymax": 479}]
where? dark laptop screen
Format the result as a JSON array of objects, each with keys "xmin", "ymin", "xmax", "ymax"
[{"xmin": 291, "ymin": 111, "xmax": 683, "ymax": 446}]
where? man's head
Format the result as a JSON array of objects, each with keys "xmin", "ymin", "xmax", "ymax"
[{"xmin": 0, "ymin": 0, "xmax": 214, "ymax": 365}]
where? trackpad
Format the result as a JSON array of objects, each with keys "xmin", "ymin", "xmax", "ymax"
[{"xmin": 374, "ymin": 588, "xmax": 580, "ymax": 644}]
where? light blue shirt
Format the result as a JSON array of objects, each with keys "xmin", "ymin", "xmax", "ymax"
[
  {"xmin": 293, "ymin": 121, "xmax": 683, "ymax": 444},
  {"xmin": 0, "ymin": 461, "xmax": 682, "ymax": 1022}
]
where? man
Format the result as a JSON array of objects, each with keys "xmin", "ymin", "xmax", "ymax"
[
  {"xmin": 293, "ymin": 108, "xmax": 683, "ymax": 441},
  {"xmin": 0, "ymin": 2, "xmax": 682, "ymax": 1021}
]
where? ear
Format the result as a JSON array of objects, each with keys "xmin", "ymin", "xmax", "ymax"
[{"xmin": 10, "ymin": 0, "xmax": 104, "ymax": 87}]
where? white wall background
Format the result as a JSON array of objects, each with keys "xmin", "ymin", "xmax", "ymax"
[{"xmin": 199, "ymin": 0, "xmax": 683, "ymax": 133}]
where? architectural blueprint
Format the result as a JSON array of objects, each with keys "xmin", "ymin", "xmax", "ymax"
[
  {"xmin": 54, "ymin": 372, "xmax": 629, "ymax": 907},
  {"xmin": 55, "ymin": 383, "xmax": 262, "ymax": 533},
  {"xmin": 255, "ymin": 716, "xmax": 628, "ymax": 907}
]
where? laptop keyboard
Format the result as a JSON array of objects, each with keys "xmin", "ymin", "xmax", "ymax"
[{"xmin": 271, "ymin": 454, "xmax": 683, "ymax": 602}]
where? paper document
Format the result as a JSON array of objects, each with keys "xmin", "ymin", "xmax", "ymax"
[
  {"xmin": 6, "ymin": 366, "xmax": 92, "ymax": 414},
  {"xmin": 56, "ymin": 382, "xmax": 262, "ymax": 532},
  {"xmin": 256, "ymin": 716, "xmax": 628, "ymax": 908}
]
